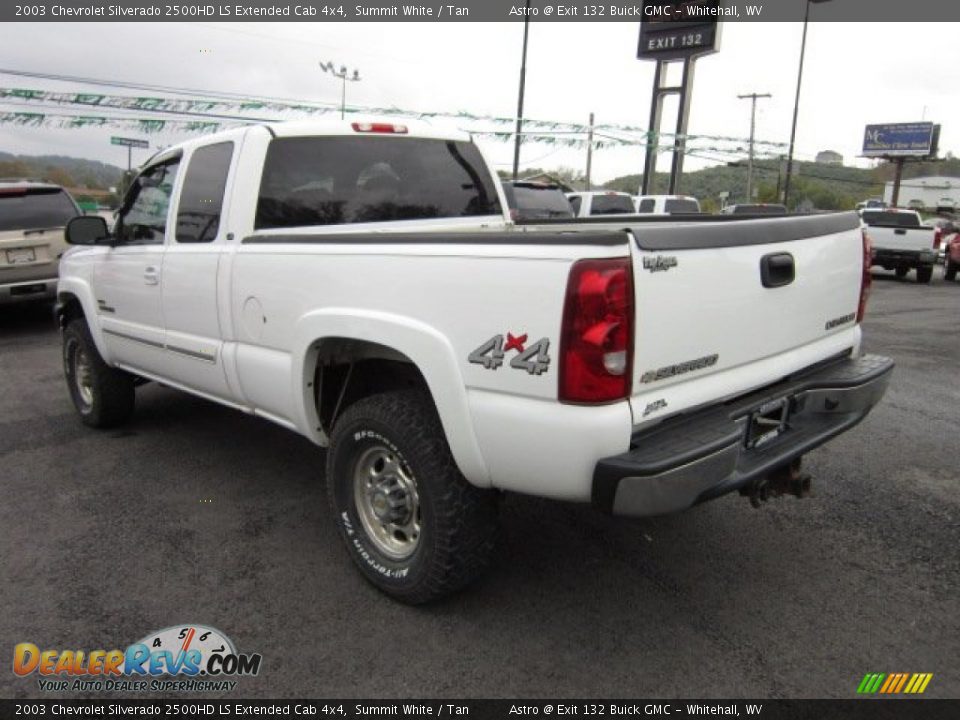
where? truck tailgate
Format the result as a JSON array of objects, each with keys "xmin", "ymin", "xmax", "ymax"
[
  {"xmin": 627, "ymin": 213, "xmax": 864, "ymax": 420},
  {"xmin": 867, "ymin": 226, "xmax": 934, "ymax": 252}
]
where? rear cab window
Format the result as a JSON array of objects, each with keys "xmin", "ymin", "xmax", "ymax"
[
  {"xmin": 861, "ymin": 211, "xmax": 922, "ymax": 228},
  {"xmin": 636, "ymin": 198, "xmax": 655, "ymax": 213},
  {"xmin": 589, "ymin": 194, "xmax": 634, "ymax": 215},
  {"xmin": 664, "ymin": 198, "xmax": 700, "ymax": 213},
  {"xmin": 0, "ymin": 188, "xmax": 79, "ymax": 231},
  {"xmin": 255, "ymin": 136, "xmax": 501, "ymax": 230},
  {"xmin": 509, "ymin": 184, "xmax": 573, "ymax": 219}
]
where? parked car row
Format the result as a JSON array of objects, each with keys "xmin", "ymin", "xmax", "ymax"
[{"xmin": 502, "ymin": 184, "xmax": 706, "ymax": 220}]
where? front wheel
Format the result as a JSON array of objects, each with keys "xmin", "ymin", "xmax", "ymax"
[
  {"xmin": 63, "ymin": 319, "xmax": 135, "ymax": 428},
  {"xmin": 895, "ymin": 267, "xmax": 909, "ymax": 279},
  {"xmin": 326, "ymin": 390, "xmax": 499, "ymax": 604},
  {"xmin": 916, "ymin": 265, "xmax": 933, "ymax": 284}
]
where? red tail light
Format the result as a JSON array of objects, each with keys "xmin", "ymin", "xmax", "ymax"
[
  {"xmin": 351, "ymin": 122, "xmax": 408, "ymax": 134},
  {"xmin": 857, "ymin": 230, "xmax": 873, "ymax": 323},
  {"xmin": 934, "ymin": 227, "xmax": 942, "ymax": 250},
  {"xmin": 559, "ymin": 257, "xmax": 634, "ymax": 403}
]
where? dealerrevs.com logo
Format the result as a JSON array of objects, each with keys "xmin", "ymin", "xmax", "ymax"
[{"xmin": 13, "ymin": 624, "xmax": 261, "ymax": 693}]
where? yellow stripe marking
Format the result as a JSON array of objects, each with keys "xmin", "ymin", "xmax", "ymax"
[
  {"xmin": 917, "ymin": 674, "xmax": 933, "ymax": 694},
  {"xmin": 903, "ymin": 674, "xmax": 918, "ymax": 693}
]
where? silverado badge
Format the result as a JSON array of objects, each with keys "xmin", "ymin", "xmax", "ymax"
[{"xmin": 642, "ymin": 255, "xmax": 678, "ymax": 273}]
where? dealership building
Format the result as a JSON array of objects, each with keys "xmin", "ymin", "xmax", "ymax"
[{"xmin": 883, "ymin": 176, "xmax": 959, "ymax": 209}]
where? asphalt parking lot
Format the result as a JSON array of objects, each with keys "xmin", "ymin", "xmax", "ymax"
[{"xmin": 1, "ymin": 267, "xmax": 958, "ymax": 700}]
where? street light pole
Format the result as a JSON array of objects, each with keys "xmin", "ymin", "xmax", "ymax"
[
  {"xmin": 320, "ymin": 61, "xmax": 362, "ymax": 119},
  {"xmin": 783, "ymin": 0, "xmax": 830, "ymax": 208}
]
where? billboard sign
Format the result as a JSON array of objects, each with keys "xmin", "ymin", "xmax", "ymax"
[
  {"xmin": 110, "ymin": 136, "xmax": 149, "ymax": 149},
  {"xmin": 862, "ymin": 123, "xmax": 937, "ymax": 158},
  {"xmin": 638, "ymin": 2, "xmax": 721, "ymax": 61}
]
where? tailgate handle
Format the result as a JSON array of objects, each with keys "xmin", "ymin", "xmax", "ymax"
[
  {"xmin": 894, "ymin": 228, "xmax": 907, "ymax": 235},
  {"xmin": 760, "ymin": 253, "xmax": 795, "ymax": 288}
]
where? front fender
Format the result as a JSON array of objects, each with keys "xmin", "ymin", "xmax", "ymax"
[
  {"xmin": 56, "ymin": 278, "xmax": 113, "ymax": 364},
  {"xmin": 289, "ymin": 308, "xmax": 491, "ymax": 487}
]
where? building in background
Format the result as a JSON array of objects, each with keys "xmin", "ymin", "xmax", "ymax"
[
  {"xmin": 883, "ymin": 176, "xmax": 959, "ymax": 210},
  {"xmin": 815, "ymin": 150, "xmax": 843, "ymax": 165}
]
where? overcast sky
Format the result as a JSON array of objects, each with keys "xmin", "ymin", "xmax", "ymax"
[{"xmin": 0, "ymin": 20, "xmax": 956, "ymax": 186}]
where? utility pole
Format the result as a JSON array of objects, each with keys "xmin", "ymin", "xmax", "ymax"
[
  {"xmin": 512, "ymin": 0, "xmax": 531, "ymax": 181},
  {"xmin": 319, "ymin": 61, "xmax": 362, "ymax": 119},
  {"xmin": 775, "ymin": 154, "xmax": 786, "ymax": 201},
  {"xmin": 585, "ymin": 112, "xmax": 594, "ymax": 191},
  {"xmin": 784, "ymin": 0, "xmax": 832, "ymax": 207},
  {"xmin": 737, "ymin": 92, "xmax": 771, "ymax": 202}
]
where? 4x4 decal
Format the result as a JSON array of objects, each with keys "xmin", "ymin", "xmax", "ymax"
[{"xmin": 469, "ymin": 333, "xmax": 550, "ymax": 375}]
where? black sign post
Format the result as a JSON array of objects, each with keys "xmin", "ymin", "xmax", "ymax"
[
  {"xmin": 638, "ymin": 3, "xmax": 720, "ymax": 195},
  {"xmin": 111, "ymin": 136, "xmax": 150, "ymax": 172}
]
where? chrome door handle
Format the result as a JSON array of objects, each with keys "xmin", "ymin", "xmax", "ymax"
[{"xmin": 144, "ymin": 266, "xmax": 160, "ymax": 285}]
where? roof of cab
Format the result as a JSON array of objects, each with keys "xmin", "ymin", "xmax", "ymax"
[
  {"xmin": 265, "ymin": 118, "xmax": 471, "ymax": 142},
  {"xmin": 145, "ymin": 119, "xmax": 474, "ymax": 166}
]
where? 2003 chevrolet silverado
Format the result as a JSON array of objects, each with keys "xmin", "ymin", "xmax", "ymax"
[{"xmin": 56, "ymin": 120, "xmax": 893, "ymax": 603}]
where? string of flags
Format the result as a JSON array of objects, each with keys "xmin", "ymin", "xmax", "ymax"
[{"xmin": 0, "ymin": 85, "xmax": 788, "ymax": 157}]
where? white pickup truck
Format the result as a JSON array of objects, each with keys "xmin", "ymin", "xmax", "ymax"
[
  {"xmin": 861, "ymin": 208, "xmax": 938, "ymax": 283},
  {"xmin": 57, "ymin": 120, "xmax": 893, "ymax": 603}
]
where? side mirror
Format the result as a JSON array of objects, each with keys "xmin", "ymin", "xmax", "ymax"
[{"xmin": 65, "ymin": 216, "xmax": 110, "ymax": 246}]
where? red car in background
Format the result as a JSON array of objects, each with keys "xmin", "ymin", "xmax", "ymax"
[{"xmin": 945, "ymin": 232, "xmax": 960, "ymax": 281}]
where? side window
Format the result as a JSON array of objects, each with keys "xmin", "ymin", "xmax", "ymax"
[
  {"xmin": 568, "ymin": 196, "xmax": 582, "ymax": 215},
  {"xmin": 115, "ymin": 159, "xmax": 181, "ymax": 246},
  {"xmin": 175, "ymin": 142, "xmax": 234, "ymax": 243},
  {"xmin": 638, "ymin": 199, "xmax": 655, "ymax": 213}
]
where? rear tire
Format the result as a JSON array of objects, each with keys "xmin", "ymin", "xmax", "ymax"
[
  {"xmin": 326, "ymin": 389, "xmax": 499, "ymax": 604},
  {"xmin": 895, "ymin": 267, "xmax": 909, "ymax": 279},
  {"xmin": 916, "ymin": 266, "xmax": 933, "ymax": 284},
  {"xmin": 946, "ymin": 258, "xmax": 957, "ymax": 282},
  {"xmin": 63, "ymin": 319, "xmax": 135, "ymax": 428}
]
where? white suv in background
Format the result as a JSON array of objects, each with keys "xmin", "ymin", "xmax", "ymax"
[{"xmin": 633, "ymin": 194, "xmax": 701, "ymax": 214}]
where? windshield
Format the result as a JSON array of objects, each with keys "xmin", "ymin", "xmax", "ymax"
[
  {"xmin": 0, "ymin": 188, "xmax": 79, "ymax": 231},
  {"xmin": 589, "ymin": 195, "xmax": 635, "ymax": 215}
]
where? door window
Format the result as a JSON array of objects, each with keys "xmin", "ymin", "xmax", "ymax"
[{"xmin": 115, "ymin": 159, "xmax": 181, "ymax": 245}]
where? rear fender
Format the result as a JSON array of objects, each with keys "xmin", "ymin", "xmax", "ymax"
[{"xmin": 290, "ymin": 308, "xmax": 491, "ymax": 487}]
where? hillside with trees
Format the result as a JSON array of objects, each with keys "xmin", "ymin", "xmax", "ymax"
[{"xmin": 0, "ymin": 152, "xmax": 124, "ymax": 192}]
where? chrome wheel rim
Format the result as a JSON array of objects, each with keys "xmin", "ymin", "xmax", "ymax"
[
  {"xmin": 73, "ymin": 346, "xmax": 94, "ymax": 408},
  {"xmin": 352, "ymin": 445, "xmax": 421, "ymax": 561}
]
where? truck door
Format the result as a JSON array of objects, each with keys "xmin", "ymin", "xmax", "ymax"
[
  {"xmin": 94, "ymin": 156, "xmax": 181, "ymax": 377},
  {"xmin": 162, "ymin": 141, "xmax": 235, "ymax": 400},
  {"xmin": 161, "ymin": 140, "xmax": 236, "ymax": 401}
]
